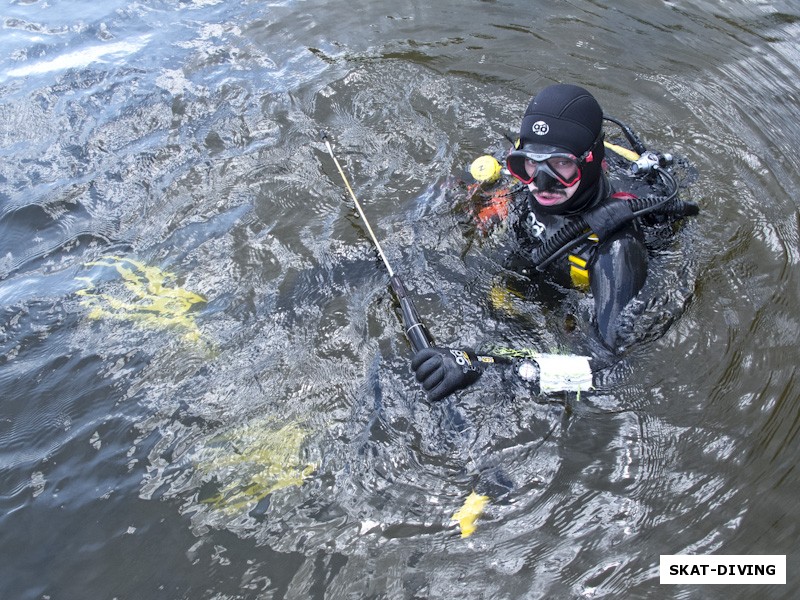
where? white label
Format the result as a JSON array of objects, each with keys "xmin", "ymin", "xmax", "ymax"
[
  {"xmin": 660, "ymin": 555, "xmax": 786, "ymax": 585},
  {"xmin": 534, "ymin": 353, "xmax": 592, "ymax": 392}
]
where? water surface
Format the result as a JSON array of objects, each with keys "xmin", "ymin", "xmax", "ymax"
[{"xmin": 1, "ymin": 0, "xmax": 799, "ymax": 598}]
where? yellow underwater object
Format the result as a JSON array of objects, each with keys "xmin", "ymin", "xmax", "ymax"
[
  {"xmin": 197, "ymin": 419, "xmax": 315, "ymax": 515},
  {"xmin": 77, "ymin": 257, "xmax": 206, "ymax": 342},
  {"xmin": 489, "ymin": 285, "xmax": 516, "ymax": 314},
  {"xmin": 451, "ymin": 491, "xmax": 490, "ymax": 538},
  {"xmin": 488, "ymin": 283, "xmax": 529, "ymax": 316}
]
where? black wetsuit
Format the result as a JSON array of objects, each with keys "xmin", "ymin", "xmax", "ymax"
[
  {"xmin": 413, "ymin": 83, "xmax": 698, "ymax": 401},
  {"xmin": 507, "ymin": 176, "xmax": 648, "ymax": 351}
]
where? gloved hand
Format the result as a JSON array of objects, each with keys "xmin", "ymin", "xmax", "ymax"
[{"xmin": 411, "ymin": 347, "xmax": 483, "ymax": 402}]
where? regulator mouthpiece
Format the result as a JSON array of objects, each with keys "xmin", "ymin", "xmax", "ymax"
[{"xmin": 470, "ymin": 155, "xmax": 502, "ymax": 183}]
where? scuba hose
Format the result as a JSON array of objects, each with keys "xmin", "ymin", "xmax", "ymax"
[
  {"xmin": 322, "ymin": 134, "xmax": 433, "ymax": 353},
  {"xmin": 531, "ymin": 166, "xmax": 686, "ymax": 270},
  {"xmin": 603, "ymin": 115, "xmax": 647, "ymax": 155}
]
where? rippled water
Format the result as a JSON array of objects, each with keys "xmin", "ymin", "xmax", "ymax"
[{"xmin": 2, "ymin": 1, "xmax": 799, "ymax": 598}]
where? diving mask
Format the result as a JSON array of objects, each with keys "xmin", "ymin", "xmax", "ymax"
[
  {"xmin": 508, "ymin": 133, "xmax": 603, "ymax": 188},
  {"xmin": 507, "ymin": 144, "xmax": 586, "ymax": 188}
]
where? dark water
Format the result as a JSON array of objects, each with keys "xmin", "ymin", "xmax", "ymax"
[{"xmin": 2, "ymin": 0, "xmax": 799, "ymax": 598}]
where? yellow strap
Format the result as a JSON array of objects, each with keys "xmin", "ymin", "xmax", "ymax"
[
  {"xmin": 570, "ymin": 264, "xmax": 590, "ymax": 288},
  {"xmin": 568, "ymin": 254, "xmax": 590, "ymax": 288},
  {"xmin": 568, "ymin": 255, "xmax": 587, "ymax": 268}
]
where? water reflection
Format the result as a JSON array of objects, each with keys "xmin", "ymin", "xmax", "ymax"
[{"xmin": 2, "ymin": 0, "xmax": 800, "ymax": 598}]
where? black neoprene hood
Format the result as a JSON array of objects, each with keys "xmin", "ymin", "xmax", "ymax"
[
  {"xmin": 513, "ymin": 83, "xmax": 607, "ymax": 214},
  {"xmin": 518, "ymin": 83, "xmax": 603, "ymax": 156}
]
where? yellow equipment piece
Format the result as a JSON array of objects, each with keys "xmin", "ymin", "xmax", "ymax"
[
  {"xmin": 604, "ymin": 141, "xmax": 640, "ymax": 163},
  {"xmin": 470, "ymin": 155, "xmax": 502, "ymax": 183},
  {"xmin": 77, "ymin": 256, "xmax": 207, "ymax": 342},
  {"xmin": 197, "ymin": 419, "xmax": 315, "ymax": 515},
  {"xmin": 568, "ymin": 254, "xmax": 590, "ymax": 289}
]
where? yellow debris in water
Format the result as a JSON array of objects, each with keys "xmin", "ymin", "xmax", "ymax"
[
  {"xmin": 489, "ymin": 285, "xmax": 516, "ymax": 314},
  {"xmin": 451, "ymin": 491, "xmax": 489, "ymax": 538},
  {"xmin": 197, "ymin": 419, "xmax": 315, "ymax": 515},
  {"xmin": 77, "ymin": 257, "xmax": 206, "ymax": 342}
]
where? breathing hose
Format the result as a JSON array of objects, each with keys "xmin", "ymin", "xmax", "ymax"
[
  {"xmin": 531, "ymin": 165, "xmax": 697, "ymax": 271},
  {"xmin": 603, "ymin": 115, "xmax": 647, "ymax": 155}
]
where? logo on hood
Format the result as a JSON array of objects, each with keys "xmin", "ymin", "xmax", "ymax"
[{"xmin": 532, "ymin": 120, "xmax": 549, "ymax": 135}]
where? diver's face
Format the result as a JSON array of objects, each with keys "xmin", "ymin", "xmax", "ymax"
[{"xmin": 509, "ymin": 151, "xmax": 583, "ymax": 208}]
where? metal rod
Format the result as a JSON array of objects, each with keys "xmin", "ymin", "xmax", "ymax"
[
  {"xmin": 322, "ymin": 134, "xmax": 395, "ymax": 278},
  {"xmin": 322, "ymin": 133, "xmax": 433, "ymax": 352}
]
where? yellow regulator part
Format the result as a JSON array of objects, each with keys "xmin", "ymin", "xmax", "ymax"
[{"xmin": 470, "ymin": 155, "xmax": 502, "ymax": 183}]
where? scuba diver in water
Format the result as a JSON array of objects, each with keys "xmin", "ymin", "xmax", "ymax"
[{"xmin": 412, "ymin": 83, "xmax": 698, "ymax": 402}]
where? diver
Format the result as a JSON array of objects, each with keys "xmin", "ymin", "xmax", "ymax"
[{"xmin": 412, "ymin": 83, "xmax": 698, "ymax": 402}]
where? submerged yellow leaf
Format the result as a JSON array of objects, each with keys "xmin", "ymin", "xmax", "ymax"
[
  {"xmin": 77, "ymin": 257, "xmax": 206, "ymax": 341},
  {"xmin": 451, "ymin": 491, "xmax": 489, "ymax": 538},
  {"xmin": 488, "ymin": 284, "xmax": 517, "ymax": 314},
  {"xmin": 196, "ymin": 419, "xmax": 315, "ymax": 515}
]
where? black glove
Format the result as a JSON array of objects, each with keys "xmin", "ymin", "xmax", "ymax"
[{"xmin": 411, "ymin": 347, "xmax": 483, "ymax": 402}]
